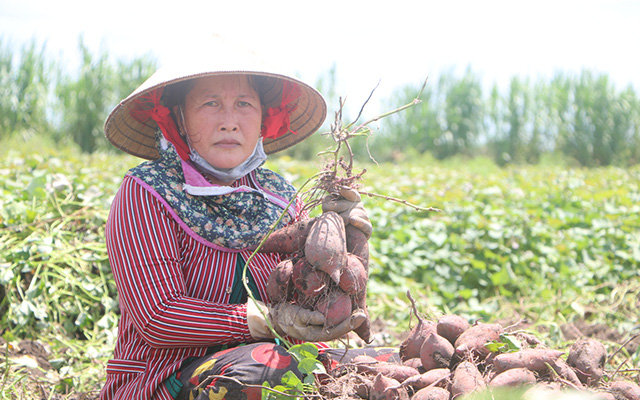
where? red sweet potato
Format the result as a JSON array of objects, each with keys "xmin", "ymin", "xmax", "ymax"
[
  {"xmin": 351, "ymin": 290, "xmax": 372, "ymax": 343},
  {"xmin": 515, "ymin": 332, "xmax": 543, "ymax": 347},
  {"xmin": 291, "ymin": 257, "xmax": 327, "ymax": 300},
  {"xmin": 450, "ymin": 360, "xmax": 486, "ymax": 398},
  {"xmin": 399, "ymin": 319, "xmax": 437, "ymax": 361},
  {"xmin": 522, "ymin": 383, "xmax": 564, "ymax": 399},
  {"xmin": 338, "ymin": 253, "xmax": 368, "ymax": 295},
  {"xmin": 257, "ymin": 217, "xmax": 315, "ymax": 253},
  {"xmin": 454, "ymin": 322, "xmax": 504, "ymax": 360},
  {"xmin": 400, "ymin": 368, "xmax": 450, "ymax": 391},
  {"xmin": 567, "ymin": 338, "xmax": 607, "ymax": 386},
  {"xmin": 265, "ymin": 259, "xmax": 293, "ymax": 302},
  {"xmin": 492, "ymin": 348, "xmax": 565, "ymax": 373},
  {"xmin": 550, "ymin": 357, "xmax": 583, "ymax": 388},
  {"xmin": 591, "ymin": 391, "xmax": 617, "ymax": 400},
  {"xmin": 353, "ymin": 375, "xmax": 373, "ymax": 399},
  {"xmin": 355, "ymin": 360, "xmax": 420, "ymax": 383},
  {"xmin": 351, "ymin": 354, "xmax": 378, "ymax": 365},
  {"xmin": 403, "ymin": 357, "xmax": 424, "ymax": 371},
  {"xmin": 411, "ymin": 386, "xmax": 450, "ymax": 400},
  {"xmin": 304, "ymin": 211, "xmax": 347, "ymax": 283},
  {"xmin": 489, "ymin": 367, "xmax": 536, "ymax": 388},
  {"xmin": 608, "ymin": 379, "xmax": 640, "ymax": 400},
  {"xmin": 420, "ymin": 332, "xmax": 455, "ymax": 371},
  {"xmin": 315, "ymin": 290, "xmax": 352, "ymax": 328},
  {"xmin": 345, "ymin": 224, "xmax": 369, "ymax": 269},
  {"xmin": 436, "ymin": 314, "xmax": 470, "ymax": 345},
  {"xmin": 370, "ymin": 373, "xmax": 410, "ymax": 400}
]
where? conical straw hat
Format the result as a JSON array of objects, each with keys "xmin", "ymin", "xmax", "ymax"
[{"xmin": 105, "ymin": 35, "xmax": 327, "ymax": 159}]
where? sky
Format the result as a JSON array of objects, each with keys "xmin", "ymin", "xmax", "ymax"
[{"xmin": 2, "ymin": 0, "xmax": 639, "ymax": 117}]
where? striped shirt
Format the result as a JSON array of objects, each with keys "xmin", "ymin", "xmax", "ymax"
[{"xmin": 100, "ymin": 173, "xmax": 300, "ymax": 400}]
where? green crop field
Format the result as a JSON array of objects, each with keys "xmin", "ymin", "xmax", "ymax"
[{"xmin": 1, "ymin": 148, "xmax": 639, "ymax": 399}]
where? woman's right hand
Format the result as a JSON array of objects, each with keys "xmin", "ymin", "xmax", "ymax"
[{"xmin": 321, "ymin": 187, "xmax": 372, "ymax": 239}]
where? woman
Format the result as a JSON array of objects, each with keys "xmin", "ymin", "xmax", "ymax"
[{"xmin": 100, "ymin": 37, "xmax": 390, "ymax": 400}]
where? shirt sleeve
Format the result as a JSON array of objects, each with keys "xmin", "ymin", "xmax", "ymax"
[{"xmin": 105, "ymin": 176, "xmax": 254, "ymax": 348}]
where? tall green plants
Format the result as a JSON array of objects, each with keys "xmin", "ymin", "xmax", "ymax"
[
  {"xmin": 560, "ymin": 72, "xmax": 637, "ymax": 166},
  {"xmin": 0, "ymin": 36, "xmax": 156, "ymax": 154},
  {"xmin": 382, "ymin": 68, "xmax": 640, "ymax": 167},
  {"xmin": 56, "ymin": 38, "xmax": 156, "ymax": 153},
  {"xmin": 0, "ymin": 38, "xmax": 53, "ymax": 140},
  {"xmin": 438, "ymin": 67, "xmax": 484, "ymax": 159}
]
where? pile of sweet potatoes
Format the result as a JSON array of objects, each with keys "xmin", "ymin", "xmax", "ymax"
[
  {"xmin": 326, "ymin": 313, "xmax": 640, "ymax": 400},
  {"xmin": 259, "ymin": 211, "xmax": 372, "ymax": 342}
]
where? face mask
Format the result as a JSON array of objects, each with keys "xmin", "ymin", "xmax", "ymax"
[{"xmin": 188, "ymin": 138, "xmax": 267, "ymax": 183}]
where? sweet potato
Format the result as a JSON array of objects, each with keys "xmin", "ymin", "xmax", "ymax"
[
  {"xmin": 522, "ymin": 383, "xmax": 564, "ymax": 399},
  {"xmin": 489, "ymin": 367, "xmax": 536, "ymax": 388},
  {"xmin": 350, "ymin": 290, "xmax": 372, "ymax": 343},
  {"xmin": 352, "ymin": 354, "xmax": 378, "ymax": 365},
  {"xmin": 370, "ymin": 373, "xmax": 409, "ymax": 400},
  {"xmin": 355, "ymin": 360, "xmax": 420, "ymax": 383},
  {"xmin": 608, "ymin": 379, "xmax": 640, "ymax": 400},
  {"xmin": 265, "ymin": 259, "xmax": 293, "ymax": 302},
  {"xmin": 314, "ymin": 290, "xmax": 353, "ymax": 328},
  {"xmin": 454, "ymin": 322, "xmax": 504, "ymax": 360},
  {"xmin": 450, "ymin": 360, "xmax": 486, "ymax": 398},
  {"xmin": 399, "ymin": 319, "xmax": 437, "ymax": 361},
  {"xmin": 591, "ymin": 391, "xmax": 617, "ymax": 400},
  {"xmin": 492, "ymin": 348, "xmax": 565, "ymax": 373},
  {"xmin": 353, "ymin": 376, "xmax": 373, "ymax": 399},
  {"xmin": 420, "ymin": 332, "xmax": 455, "ymax": 371},
  {"xmin": 411, "ymin": 386, "xmax": 450, "ymax": 400},
  {"xmin": 399, "ymin": 368, "xmax": 450, "ymax": 391},
  {"xmin": 291, "ymin": 257, "xmax": 327, "ymax": 300},
  {"xmin": 345, "ymin": 224, "xmax": 369, "ymax": 269},
  {"xmin": 550, "ymin": 357, "xmax": 583, "ymax": 388},
  {"xmin": 257, "ymin": 217, "xmax": 315, "ymax": 253},
  {"xmin": 338, "ymin": 253, "xmax": 368, "ymax": 295},
  {"xmin": 403, "ymin": 357, "xmax": 424, "ymax": 371},
  {"xmin": 516, "ymin": 332, "xmax": 543, "ymax": 347},
  {"xmin": 305, "ymin": 211, "xmax": 347, "ymax": 283},
  {"xmin": 436, "ymin": 314, "xmax": 470, "ymax": 345},
  {"xmin": 566, "ymin": 338, "xmax": 607, "ymax": 386}
]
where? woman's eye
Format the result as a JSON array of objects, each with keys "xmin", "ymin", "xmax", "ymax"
[
  {"xmin": 204, "ymin": 101, "xmax": 219, "ymax": 107},
  {"xmin": 238, "ymin": 101, "xmax": 251, "ymax": 108}
]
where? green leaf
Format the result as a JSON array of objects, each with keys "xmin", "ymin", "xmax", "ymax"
[
  {"xmin": 499, "ymin": 334, "xmax": 522, "ymax": 351},
  {"xmin": 288, "ymin": 342, "xmax": 319, "ymax": 361},
  {"xmin": 485, "ymin": 341, "xmax": 508, "ymax": 353},
  {"xmin": 428, "ymin": 231, "xmax": 447, "ymax": 247},
  {"xmin": 281, "ymin": 370, "xmax": 303, "ymax": 390},
  {"xmin": 297, "ymin": 358, "xmax": 326, "ymax": 376}
]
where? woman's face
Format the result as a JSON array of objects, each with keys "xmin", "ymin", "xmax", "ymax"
[{"xmin": 179, "ymin": 75, "xmax": 262, "ymax": 170}]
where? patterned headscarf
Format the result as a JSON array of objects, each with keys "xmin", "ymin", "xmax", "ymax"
[{"xmin": 126, "ymin": 130, "xmax": 299, "ymax": 250}]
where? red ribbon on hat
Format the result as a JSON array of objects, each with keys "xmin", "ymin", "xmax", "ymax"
[
  {"xmin": 261, "ymin": 81, "xmax": 302, "ymax": 139},
  {"xmin": 130, "ymin": 88, "xmax": 191, "ymax": 161}
]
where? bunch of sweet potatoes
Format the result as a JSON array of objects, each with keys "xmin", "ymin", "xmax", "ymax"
[
  {"xmin": 259, "ymin": 211, "xmax": 372, "ymax": 342},
  {"xmin": 324, "ymin": 312, "xmax": 640, "ymax": 400}
]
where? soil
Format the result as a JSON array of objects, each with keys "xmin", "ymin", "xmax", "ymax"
[{"xmin": 2, "ymin": 319, "xmax": 638, "ymax": 399}]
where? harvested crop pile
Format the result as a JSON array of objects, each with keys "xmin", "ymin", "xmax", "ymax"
[
  {"xmin": 260, "ymin": 209, "xmax": 372, "ymax": 342},
  {"xmin": 320, "ymin": 293, "xmax": 640, "ymax": 400}
]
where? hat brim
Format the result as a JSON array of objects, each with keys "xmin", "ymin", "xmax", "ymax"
[{"xmin": 104, "ymin": 39, "xmax": 326, "ymax": 159}]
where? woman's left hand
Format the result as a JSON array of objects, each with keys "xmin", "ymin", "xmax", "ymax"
[
  {"xmin": 322, "ymin": 187, "xmax": 372, "ymax": 239},
  {"xmin": 247, "ymin": 300, "xmax": 366, "ymax": 342}
]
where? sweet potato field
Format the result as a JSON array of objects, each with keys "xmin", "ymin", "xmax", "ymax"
[{"xmin": 0, "ymin": 148, "xmax": 639, "ymax": 399}]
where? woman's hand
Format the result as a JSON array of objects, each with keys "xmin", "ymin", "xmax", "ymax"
[
  {"xmin": 321, "ymin": 187, "xmax": 372, "ymax": 239},
  {"xmin": 247, "ymin": 300, "xmax": 366, "ymax": 342}
]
